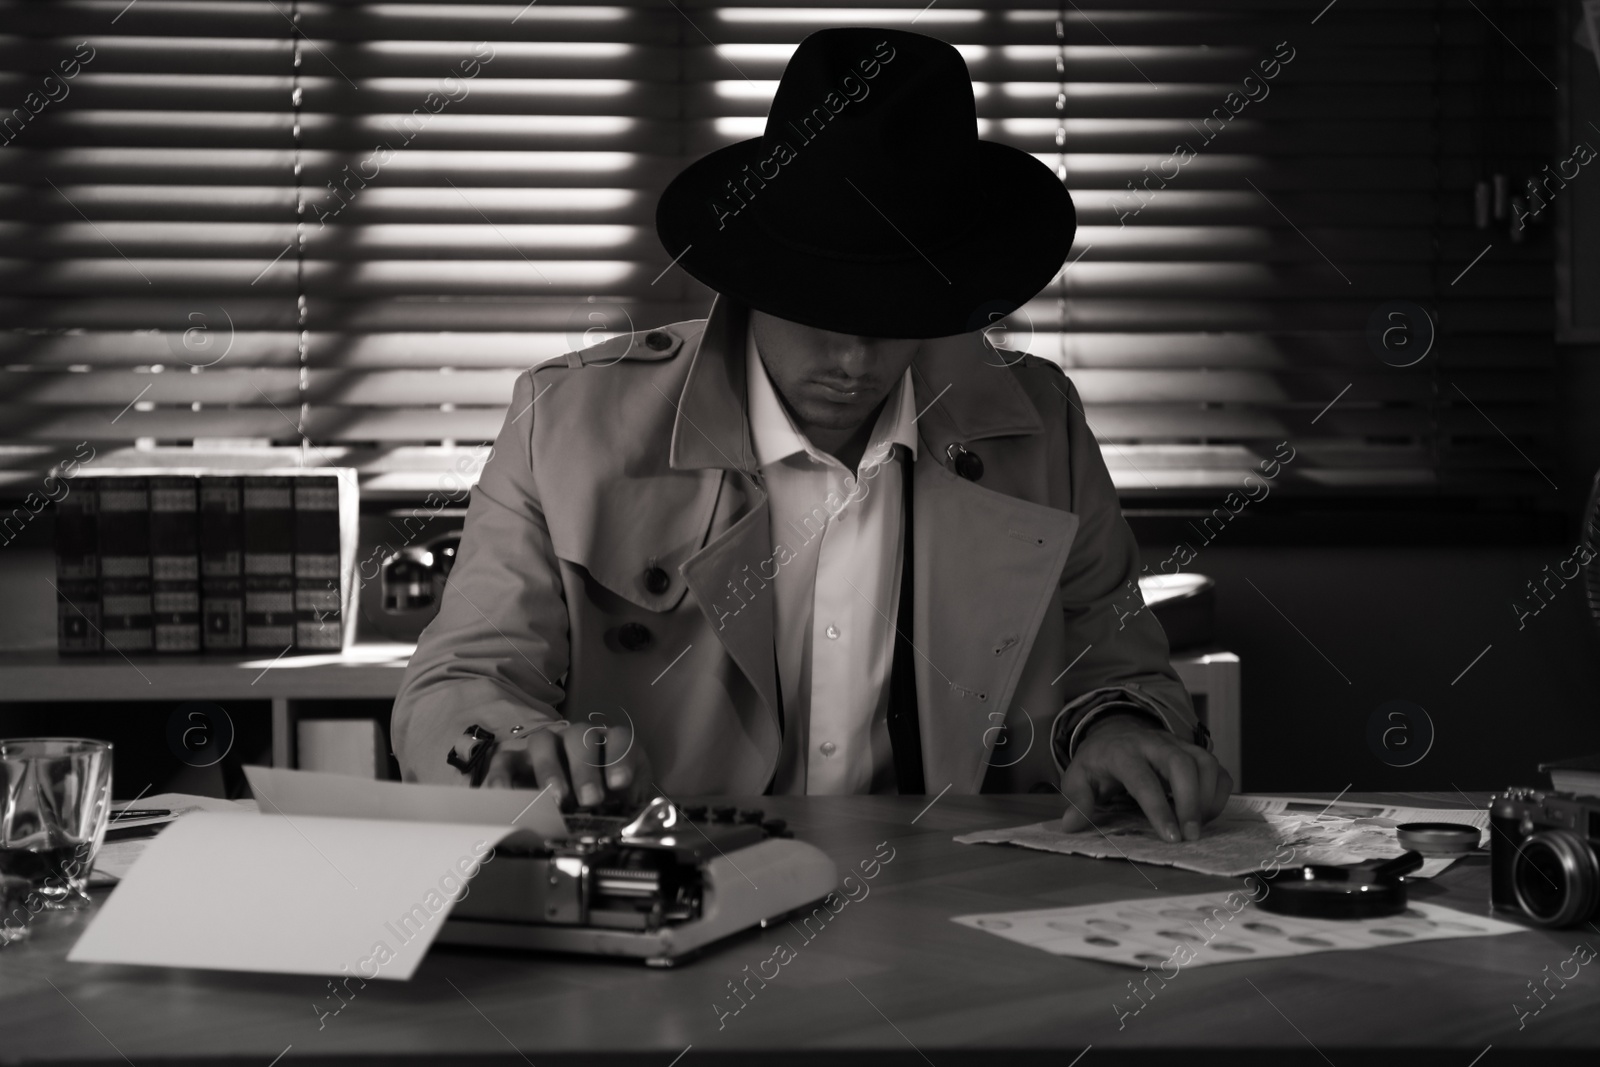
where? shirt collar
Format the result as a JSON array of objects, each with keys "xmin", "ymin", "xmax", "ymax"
[{"xmin": 745, "ymin": 317, "xmax": 920, "ymax": 473}]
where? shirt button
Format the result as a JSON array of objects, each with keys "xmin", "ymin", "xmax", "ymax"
[
  {"xmin": 825, "ymin": 624, "xmax": 840, "ymax": 640},
  {"xmin": 820, "ymin": 742, "xmax": 837, "ymax": 757}
]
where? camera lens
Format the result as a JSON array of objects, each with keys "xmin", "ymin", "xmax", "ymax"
[{"xmin": 1512, "ymin": 829, "xmax": 1600, "ymax": 927}]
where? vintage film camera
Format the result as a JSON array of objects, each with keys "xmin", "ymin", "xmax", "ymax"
[
  {"xmin": 1490, "ymin": 787, "xmax": 1600, "ymax": 927},
  {"xmin": 440, "ymin": 797, "xmax": 838, "ymax": 966}
]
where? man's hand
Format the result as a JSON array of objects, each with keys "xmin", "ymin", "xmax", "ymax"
[
  {"xmin": 1058, "ymin": 712, "xmax": 1232, "ymax": 842},
  {"xmin": 480, "ymin": 721, "xmax": 653, "ymax": 807}
]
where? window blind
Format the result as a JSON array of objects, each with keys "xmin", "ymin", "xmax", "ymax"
[{"xmin": 0, "ymin": 0, "xmax": 1560, "ymax": 499}]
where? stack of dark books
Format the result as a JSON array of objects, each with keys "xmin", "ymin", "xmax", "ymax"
[{"xmin": 50, "ymin": 470, "xmax": 356, "ymax": 656}]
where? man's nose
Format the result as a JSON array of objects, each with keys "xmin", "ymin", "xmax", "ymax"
[{"xmin": 831, "ymin": 340, "xmax": 878, "ymax": 378}]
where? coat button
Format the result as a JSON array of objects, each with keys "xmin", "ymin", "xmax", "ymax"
[
  {"xmin": 643, "ymin": 565, "xmax": 670, "ymax": 595},
  {"xmin": 616, "ymin": 623, "xmax": 653, "ymax": 651},
  {"xmin": 644, "ymin": 330, "xmax": 672, "ymax": 351},
  {"xmin": 947, "ymin": 443, "xmax": 984, "ymax": 481}
]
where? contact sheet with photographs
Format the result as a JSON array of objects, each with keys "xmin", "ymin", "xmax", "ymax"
[{"xmin": 952, "ymin": 891, "xmax": 1525, "ymax": 969}]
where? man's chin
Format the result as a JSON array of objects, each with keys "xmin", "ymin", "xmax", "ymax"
[{"xmin": 794, "ymin": 404, "xmax": 875, "ymax": 431}]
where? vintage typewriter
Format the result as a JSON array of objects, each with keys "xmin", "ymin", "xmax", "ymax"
[{"xmin": 439, "ymin": 796, "xmax": 839, "ymax": 966}]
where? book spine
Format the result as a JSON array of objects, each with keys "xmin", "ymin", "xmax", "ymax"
[
  {"xmin": 199, "ymin": 476, "xmax": 244, "ymax": 650},
  {"xmin": 149, "ymin": 475, "xmax": 200, "ymax": 653},
  {"xmin": 243, "ymin": 475, "xmax": 295, "ymax": 651},
  {"xmin": 96, "ymin": 476, "xmax": 153, "ymax": 653},
  {"xmin": 53, "ymin": 475, "xmax": 101, "ymax": 654},
  {"xmin": 293, "ymin": 475, "xmax": 343, "ymax": 651}
]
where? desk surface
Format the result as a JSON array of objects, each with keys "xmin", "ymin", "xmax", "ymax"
[{"xmin": 2, "ymin": 792, "xmax": 1595, "ymax": 1066}]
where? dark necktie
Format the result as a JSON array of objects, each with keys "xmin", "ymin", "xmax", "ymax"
[{"xmin": 886, "ymin": 445, "xmax": 925, "ymax": 794}]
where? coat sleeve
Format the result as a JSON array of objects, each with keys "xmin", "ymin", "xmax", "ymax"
[
  {"xmin": 1045, "ymin": 373, "xmax": 1205, "ymax": 777},
  {"xmin": 390, "ymin": 370, "xmax": 571, "ymax": 783}
]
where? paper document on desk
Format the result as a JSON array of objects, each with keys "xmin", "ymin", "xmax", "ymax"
[
  {"xmin": 954, "ymin": 794, "xmax": 1489, "ymax": 878},
  {"xmin": 70, "ymin": 812, "xmax": 515, "ymax": 979},
  {"xmin": 243, "ymin": 765, "xmax": 566, "ymax": 838},
  {"xmin": 72, "ymin": 770, "xmax": 558, "ymax": 978},
  {"xmin": 953, "ymin": 891, "xmax": 1524, "ymax": 970},
  {"xmin": 91, "ymin": 793, "xmax": 258, "ymax": 886}
]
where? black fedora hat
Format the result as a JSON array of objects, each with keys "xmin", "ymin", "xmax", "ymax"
[{"xmin": 655, "ymin": 27, "xmax": 1076, "ymax": 340}]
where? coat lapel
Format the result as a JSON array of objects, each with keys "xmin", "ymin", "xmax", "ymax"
[
  {"xmin": 670, "ymin": 296, "xmax": 783, "ymax": 768},
  {"xmin": 678, "ymin": 493, "xmax": 782, "ymax": 758},
  {"xmin": 910, "ymin": 458, "xmax": 1078, "ymax": 792},
  {"xmin": 909, "ymin": 333, "xmax": 1080, "ymax": 792}
]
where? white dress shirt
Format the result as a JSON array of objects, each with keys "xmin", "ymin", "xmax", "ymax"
[{"xmin": 746, "ymin": 321, "xmax": 919, "ymax": 794}]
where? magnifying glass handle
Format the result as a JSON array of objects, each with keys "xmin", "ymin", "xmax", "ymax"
[{"xmin": 1367, "ymin": 850, "xmax": 1424, "ymax": 880}]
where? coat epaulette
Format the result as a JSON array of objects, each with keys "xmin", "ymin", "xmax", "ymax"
[{"xmin": 538, "ymin": 323, "xmax": 697, "ymax": 371}]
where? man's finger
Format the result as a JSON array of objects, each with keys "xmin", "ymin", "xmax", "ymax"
[
  {"xmin": 1057, "ymin": 763, "xmax": 1098, "ymax": 833},
  {"xmin": 1208, "ymin": 764, "xmax": 1235, "ymax": 821},
  {"xmin": 480, "ymin": 739, "xmax": 534, "ymax": 790},
  {"xmin": 481, "ymin": 754, "xmax": 514, "ymax": 790},
  {"xmin": 1177, "ymin": 741, "xmax": 1234, "ymax": 823},
  {"xmin": 1151, "ymin": 744, "xmax": 1202, "ymax": 841},
  {"xmin": 604, "ymin": 722, "xmax": 637, "ymax": 792},
  {"xmin": 561, "ymin": 725, "xmax": 606, "ymax": 807},
  {"xmin": 1113, "ymin": 755, "xmax": 1182, "ymax": 844},
  {"xmin": 526, "ymin": 732, "xmax": 570, "ymax": 805},
  {"xmin": 1167, "ymin": 738, "xmax": 1234, "ymax": 825},
  {"xmin": 1189, "ymin": 748, "xmax": 1220, "ymax": 826}
]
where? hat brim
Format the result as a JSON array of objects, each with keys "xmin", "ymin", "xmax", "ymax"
[{"xmin": 655, "ymin": 138, "xmax": 1075, "ymax": 339}]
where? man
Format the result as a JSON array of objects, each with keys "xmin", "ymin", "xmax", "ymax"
[{"xmin": 392, "ymin": 27, "xmax": 1232, "ymax": 842}]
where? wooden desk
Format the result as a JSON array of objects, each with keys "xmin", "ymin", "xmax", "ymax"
[{"xmin": 1, "ymin": 792, "xmax": 1593, "ymax": 1065}]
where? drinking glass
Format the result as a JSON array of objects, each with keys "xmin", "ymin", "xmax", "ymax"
[{"xmin": 0, "ymin": 738, "xmax": 113, "ymax": 911}]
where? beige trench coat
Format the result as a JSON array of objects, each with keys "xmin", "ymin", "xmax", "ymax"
[{"xmin": 392, "ymin": 294, "xmax": 1203, "ymax": 794}]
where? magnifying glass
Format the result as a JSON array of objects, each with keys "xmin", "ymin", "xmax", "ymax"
[
  {"xmin": 1395, "ymin": 822, "xmax": 1481, "ymax": 856},
  {"xmin": 1253, "ymin": 851, "xmax": 1425, "ymax": 919}
]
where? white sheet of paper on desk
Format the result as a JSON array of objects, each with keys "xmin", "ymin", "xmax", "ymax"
[
  {"xmin": 243, "ymin": 765, "xmax": 565, "ymax": 839},
  {"xmin": 70, "ymin": 812, "xmax": 515, "ymax": 980},
  {"xmin": 92, "ymin": 793, "xmax": 258, "ymax": 886},
  {"xmin": 953, "ymin": 794, "xmax": 1490, "ymax": 878},
  {"xmin": 953, "ymin": 891, "xmax": 1525, "ymax": 970}
]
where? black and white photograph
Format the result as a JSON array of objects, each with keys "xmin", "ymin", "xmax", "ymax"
[{"xmin": 1, "ymin": 1, "xmax": 1598, "ymax": 1063}]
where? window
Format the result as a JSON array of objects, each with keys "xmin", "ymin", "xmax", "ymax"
[{"xmin": 0, "ymin": 0, "xmax": 1559, "ymax": 501}]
